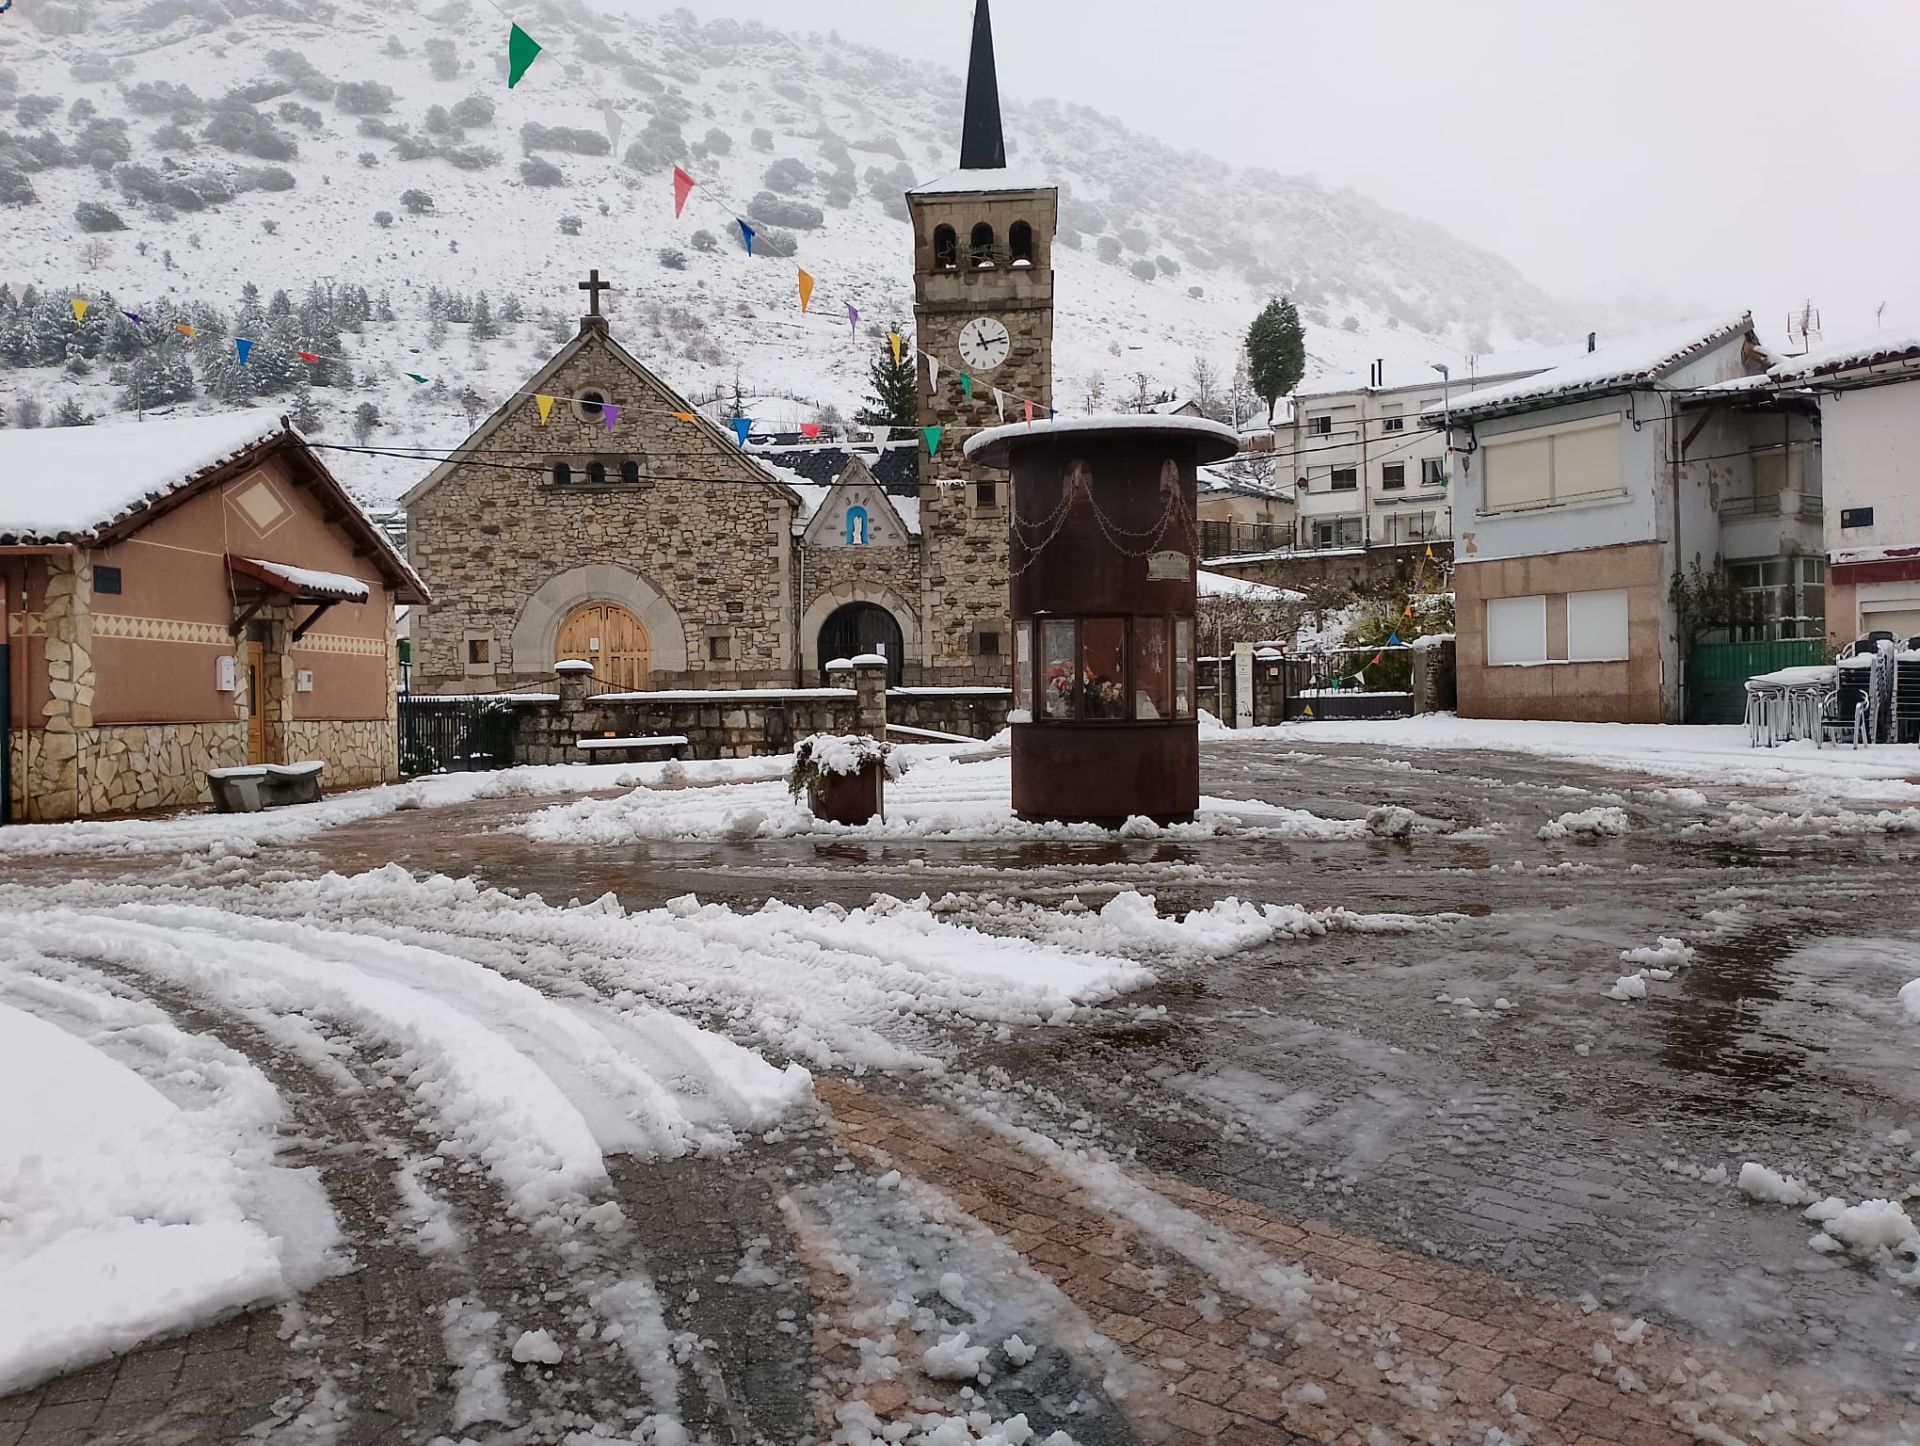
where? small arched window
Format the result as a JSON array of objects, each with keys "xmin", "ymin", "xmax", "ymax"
[
  {"xmin": 970, "ymin": 222, "xmax": 995, "ymax": 268},
  {"xmin": 933, "ymin": 225, "xmax": 958, "ymax": 271},
  {"xmin": 551, "ymin": 461, "xmax": 572, "ymax": 487},
  {"xmin": 576, "ymin": 389, "xmax": 606, "ymax": 423},
  {"xmin": 845, "ymin": 506, "xmax": 870, "ymax": 545},
  {"xmin": 586, "ymin": 460, "xmax": 608, "ymax": 486},
  {"xmin": 1009, "ymin": 220, "xmax": 1034, "ymax": 267},
  {"xmin": 620, "ymin": 459, "xmax": 643, "ymax": 486}
]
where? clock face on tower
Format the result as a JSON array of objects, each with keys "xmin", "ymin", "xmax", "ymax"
[{"xmin": 957, "ymin": 316, "xmax": 1012, "ymax": 374}]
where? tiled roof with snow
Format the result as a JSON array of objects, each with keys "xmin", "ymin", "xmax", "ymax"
[
  {"xmin": 745, "ymin": 440, "xmax": 920, "ymax": 496},
  {"xmin": 1298, "ymin": 342, "xmax": 1590, "ymax": 401},
  {"xmin": 235, "ymin": 558, "xmax": 371, "ymax": 602},
  {"xmin": 1767, "ymin": 333, "xmax": 1920, "ymax": 384},
  {"xmin": 1425, "ymin": 313, "xmax": 1754, "ymax": 422},
  {"xmin": 0, "ymin": 411, "xmax": 283, "ymax": 545}
]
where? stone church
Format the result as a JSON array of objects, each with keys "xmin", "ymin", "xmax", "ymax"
[{"xmin": 405, "ymin": 0, "xmax": 1055, "ymax": 696}]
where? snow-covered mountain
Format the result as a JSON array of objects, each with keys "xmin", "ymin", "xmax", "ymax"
[{"xmin": 1, "ymin": 0, "xmax": 1590, "ymax": 503}]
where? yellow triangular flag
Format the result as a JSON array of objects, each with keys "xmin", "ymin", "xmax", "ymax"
[
  {"xmin": 671, "ymin": 411, "xmax": 696, "ymax": 423},
  {"xmin": 797, "ymin": 269, "xmax": 815, "ymax": 314},
  {"xmin": 1424, "ymin": 544, "xmax": 1434, "ymax": 559},
  {"xmin": 889, "ymin": 332, "xmax": 903, "ymax": 366},
  {"xmin": 535, "ymin": 395, "xmax": 555, "ymax": 425},
  {"xmin": 1303, "ymin": 704, "xmax": 1315, "ymax": 718},
  {"xmin": 70, "ymin": 299, "xmax": 90, "ymax": 322}
]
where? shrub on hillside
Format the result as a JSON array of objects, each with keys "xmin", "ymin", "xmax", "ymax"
[
  {"xmin": 74, "ymin": 200, "xmax": 126, "ymax": 231},
  {"xmin": 747, "ymin": 191, "xmax": 822, "ymax": 230},
  {"xmin": 400, "ymin": 188, "xmax": 433, "ymax": 213},
  {"xmin": 124, "ymin": 80, "xmax": 204, "ymax": 119},
  {"xmin": 558, "ymin": 215, "xmax": 581, "ymax": 235},
  {"xmin": 1129, "ymin": 259, "xmax": 1158, "ymax": 282},
  {"xmin": 519, "ymin": 157, "xmax": 563, "ymax": 187},
  {"xmin": 15, "ymin": 95, "xmax": 59, "ymax": 127},
  {"xmin": 519, "ymin": 122, "xmax": 608, "ymax": 156},
  {"xmin": 750, "ymin": 127, "xmax": 772, "ymax": 151},
  {"xmin": 0, "ymin": 169, "xmax": 36, "ymax": 205},
  {"xmin": 762, "ymin": 156, "xmax": 809, "ymax": 193},
  {"xmin": 754, "ymin": 227, "xmax": 798, "ymax": 258},
  {"xmin": 393, "ymin": 134, "xmax": 434, "ymax": 161},
  {"xmin": 276, "ymin": 101, "xmax": 323, "ymax": 128},
  {"xmin": 236, "ymin": 165, "xmax": 295, "ymax": 191},
  {"xmin": 374, "ymin": 209, "xmax": 393, "ymax": 227},
  {"xmin": 333, "ymin": 81, "xmax": 396, "ymax": 115},
  {"xmin": 690, "ymin": 229, "xmax": 717, "ymax": 253},
  {"xmin": 450, "ymin": 96, "xmax": 493, "ymax": 128},
  {"xmin": 439, "ymin": 144, "xmax": 498, "ymax": 170},
  {"xmin": 113, "ymin": 163, "xmax": 164, "ymax": 200},
  {"xmin": 203, "ymin": 107, "xmax": 298, "ymax": 160},
  {"xmin": 702, "ymin": 127, "xmax": 731, "ymax": 155},
  {"xmin": 657, "ymin": 247, "xmax": 686, "ymax": 270}
]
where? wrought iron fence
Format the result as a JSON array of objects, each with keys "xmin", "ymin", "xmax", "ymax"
[{"xmin": 398, "ymin": 694, "xmax": 521, "ymax": 774}]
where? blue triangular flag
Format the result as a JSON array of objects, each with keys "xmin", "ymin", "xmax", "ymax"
[
  {"xmin": 737, "ymin": 219, "xmax": 755, "ymax": 256},
  {"xmin": 731, "ymin": 416, "xmax": 752, "ymax": 445},
  {"xmin": 235, "ymin": 337, "xmax": 253, "ymax": 364},
  {"xmin": 1387, "ymin": 631, "xmax": 1403, "ymax": 646}
]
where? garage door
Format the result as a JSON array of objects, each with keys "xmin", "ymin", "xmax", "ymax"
[{"xmin": 1861, "ymin": 607, "xmax": 1920, "ymax": 645}]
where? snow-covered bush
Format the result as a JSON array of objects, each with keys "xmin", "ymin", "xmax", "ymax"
[
  {"xmin": 558, "ymin": 215, "xmax": 581, "ymax": 236},
  {"xmin": 754, "ymin": 228, "xmax": 798, "ymax": 258},
  {"xmin": 750, "ymin": 126, "xmax": 772, "ymax": 151},
  {"xmin": 520, "ymin": 122, "xmax": 609, "ymax": 156},
  {"xmin": 690, "ymin": 229, "xmax": 717, "ymax": 253},
  {"xmin": 450, "ymin": 96, "xmax": 494, "ymax": 128},
  {"xmin": 399, "ymin": 187, "xmax": 433, "ymax": 214},
  {"xmin": 202, "ymin": 106, "xmax": 298, "ymax": 160},
  {"xmin": 73, "ymin": 200, "xmax": 125, "ymax": 231},
  {"xmin": 0, "ymin": 169, "xmax": 36, "ymax": 205},
  {"xmin": 1129, "ymin": 259, "xmax": 1157, "ymax": 282},
  {"xmin": 1096, "ymin": 235, "xmax": 1122, "ymax": 264},
  {"xmin": 519, "ymin": 158, "xmax": 563, "ymax": 187},
  {"xmin": 762, "ymin": 156, "xmax": 809, "ymax": 193},
  {"xmin": 333, "ymin": 80, "xmax": 396, "ymax": 115},
  {"xmin": 787, "ymin": 735, "xmax": 902, "ymax": 800},
  {"xmin": 657, "ymin": 248, "xmax": 686, "ymax": 270},
  {"xmin": 702, "ymin": 126, "xmax": 731, "ymax": 154},
  {"xmin": 747, "ymin": 191, "xmax": 822, "ymax": 230}
]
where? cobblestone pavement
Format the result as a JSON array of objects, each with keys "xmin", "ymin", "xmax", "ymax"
[{"xmin": 4, "ymin": 740, "xmax": 1918, "ymax": 1445}]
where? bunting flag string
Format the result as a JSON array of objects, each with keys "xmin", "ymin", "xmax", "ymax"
[
  {"xmin": 799, "ymin": 423, "xmax": 821, "ymax": 439},
  {"xmin": 535, "ymin": 394, "xmax": 555, "ymax": 424},
  {"xmin": 1023, "ymin": 400, "xmax": 1036, "ymax": 427},
  {"xmin": 406, "ymin": 373, "xmax": 430, "ymax": 385},
  {"xmin": 670, "ymin": 410, "xmax": 697, "ymax": 423},
  {"xmin": 507, "ymin": 23, "xmax": 543, "ymax": 88},
  {"xmin": 1387, "ymin": 632, "xmax": 1403, "ymax": 646},
  {"xmin": 121, "ymin": 310, "xmax": 141, "ymax": 326},
  {"xmin": 174, "ymin": 322, "xmax": 195, "ymax": 338}
]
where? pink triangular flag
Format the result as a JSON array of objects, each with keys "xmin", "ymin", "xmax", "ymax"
[{"xmin": 800, "ymin": 423, "xmax": 822, "ymax": 439}]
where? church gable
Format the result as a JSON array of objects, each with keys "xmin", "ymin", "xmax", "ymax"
[{"xmin": 801, "ymin": 458, "xmax": 916, "ymax": 551}]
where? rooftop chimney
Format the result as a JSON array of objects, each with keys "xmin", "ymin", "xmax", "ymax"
[{"xmin": 1587, "ymin": 331, "xmax": 1597, "ymax": 353}]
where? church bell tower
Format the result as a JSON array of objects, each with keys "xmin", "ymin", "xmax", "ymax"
[{"xmin": 908, "ymin": 0, "xmax": 1057, "ymax": 685}]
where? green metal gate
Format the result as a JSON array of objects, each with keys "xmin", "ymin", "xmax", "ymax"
[{"xmin": 1685, "ymin": 639, "xmax": 1828, "ymax": 724}]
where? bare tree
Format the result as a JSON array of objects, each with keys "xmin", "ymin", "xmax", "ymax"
[{"xmin": 1188, "ymin": 356, "xmax": 1230, "ymax": 423}]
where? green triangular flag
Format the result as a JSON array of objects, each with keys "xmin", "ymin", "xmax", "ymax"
[
  {"xmin": 960, "ymin": 373, "xmax": 973, "ymax": 400},
  {"xmin": 406, "ymin": 372, "xmax": 429, "ymax": 384},
  {"xmin": 507, "ymin": 23, "xmax": 543, "ymax": 88},
  {"xmin": 922, "ymin": 425, "xmax": 944, "ymax": 457}
]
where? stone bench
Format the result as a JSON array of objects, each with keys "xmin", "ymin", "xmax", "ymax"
[
  {"xmin": 207, "ymin": 760, "xmax": 326, "ymax": 813},
  {"xmin": 574, "ymin": 734, "xmax": 690, "ymax": 763}
]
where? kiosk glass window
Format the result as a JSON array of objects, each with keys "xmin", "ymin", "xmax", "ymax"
[
  {"xmin": 1013, "ymin": 622, "xmax": 1033, "ymax": 717},
  {"xmin": 1133, "ymin": 617, "xmax": 1172, "ymax": 720},
  {"xmin": 1174, "ymin": 618, "xmax": 1195, "ymax": 717},
  {"xmin": 1041, "ymin": 620, "xmax": 1078, "ymax": 719},
  {"xmin": 1081, "ymin": 617, "xmax": 1128, "ymax": 719}
]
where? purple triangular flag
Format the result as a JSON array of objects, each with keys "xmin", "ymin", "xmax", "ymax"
[
  {"xmin": 122, "ymin": 310, "xmax": 143, "ymax": 325},
  {"xmin": 846, "ymin": 303, "xmax": 859, "ymax": 338},
  {"xmin": 603, "ymin": 402, "xmax": 621, "ymax": 432}
]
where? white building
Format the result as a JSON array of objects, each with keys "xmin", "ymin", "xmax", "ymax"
[
  {"xmin": 1764, "ymin": 335, "xmax": 1920, "ymax": 644},
  {"xmin": 1285, "ymin": 347, "xmax": 1577, "ymax": 552},
  {"xmin": 1429, "ymin": 314, "xmax": 1820, "ymax": 723}
]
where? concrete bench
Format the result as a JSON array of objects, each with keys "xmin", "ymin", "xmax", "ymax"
[
  {"xmin": 207, "ymin": 760, "xmax": 326, "ymax": 813},
  {"xmin": 574, "ymin": 735, "xmax": 689, "ymax": 763}
]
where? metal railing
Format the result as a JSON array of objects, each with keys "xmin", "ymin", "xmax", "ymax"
[{"xmin": 1719, "ymin": 491, "xmax": 1824, "ymax": 521}]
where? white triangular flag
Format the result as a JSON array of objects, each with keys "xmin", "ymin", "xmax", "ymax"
[
  {"xmin": 600, "ymin": 103, "xmax": 623, "ymax": 151},
  {"xmin": 926, "ymin": 354, "xmax": 940, "ymax": 392},
  {"xmin": 992, "ymin": 387, "xmax": 1006, "ymax": 422}
]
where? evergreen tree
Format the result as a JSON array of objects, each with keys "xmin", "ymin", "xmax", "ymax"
[
  {"xmin": 0, "ymin": 401, "xmax": 8, "ymax": 428},
  {"xmin": 52, "ymin": 397, "xmax": 93, "ymax": 427},
  {"xmin": 352, "ymin": 401, "xmax": 381, "ymax": 444},
  {"xmin": 471, "ymin": 291, "xmax": 498, "ymax": 340},
  {"xmin": 855, "ymin": 328, "xmax": 916, "ymax": 426},
  {"xmin": 288, "ymin": 384, "xmax": 320, "ymax": 432},
  {"xmin": 499, "ymin": 294, "xmax": 523, "ymax": 323},
  {"xmin": 1246, "ymin": 297, "xmax": 1306, "ymax": 422}
]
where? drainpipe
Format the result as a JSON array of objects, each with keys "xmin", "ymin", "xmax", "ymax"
[{"xmin": 1, "ymin": 563, "xmax": 11, "ymax": 826}]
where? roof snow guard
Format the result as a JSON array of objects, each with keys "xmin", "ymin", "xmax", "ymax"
[
  {"xmin": 960, "ymin": 0, "xmax": 1006, "ymax": 170},
  {"xmin": 1426, "ymin": 313, "xmax": 1754, "ymax": 424}
]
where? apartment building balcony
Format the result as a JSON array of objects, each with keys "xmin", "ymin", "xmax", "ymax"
[{"xmin": 1719, "ymin": 489, "xmax": 1823, "ymax": 522}]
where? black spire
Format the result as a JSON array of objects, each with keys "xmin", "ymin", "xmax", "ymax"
[{"xmin": 959, "ymin": 0, "xmax": 1006, "ymax": 170}]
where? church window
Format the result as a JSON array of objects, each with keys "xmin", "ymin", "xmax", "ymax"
[
  {"xmin": 933, "ymin": 225, "xmax": 959, "ymax": 271},
  {"xmin": 586, "ymin": 460, "xmax": 608, "ymax": 486},
  {"xmin": 969, "ymin": 222, "xmax": 996, "ymax": 268},
  {"xmin": 1009, "ymin": 220, "xmax": 1034, "ymax": 267},
  {"xmin": 975, "ymin": 628, "xmax": 1002, "ymax": 657},
  {"xmin": 551, "ymin": 461, "xmax": 572, "ymax": 487},
  {"xmin": 973, "ymin": 481, "xmax": 998, "ymax": 511},
  {"xmin": 845, "ymin": 505, "xmax": 870, "ymax": 545},
  {"xmin": 620, "ymin": 459, "xmax": 644, "ymax": 486},
  {"xmin": 706, "ymin": 633, "xmax": 732, "ymax": 662},
  {"xmin": 575, "ymin": 389, "xmax": 607, "ymax": 423}
]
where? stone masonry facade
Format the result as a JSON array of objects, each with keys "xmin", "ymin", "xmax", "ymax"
[{"xmin": 407, "ymin": 325, "xmax": 797, "ymax": 695}]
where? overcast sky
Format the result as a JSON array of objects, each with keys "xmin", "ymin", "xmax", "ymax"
[{"xmin": 635, "ymin": 0, "xmax": 1920, "ymax": 352}]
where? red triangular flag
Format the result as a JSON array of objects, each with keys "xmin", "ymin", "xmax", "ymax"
[
  {"xmin": 799, "ymin": 423, "xmax": 822, "ymax": 439},
  {"xmin": 297, "ymin": 350, "xmax": 320, "ymax": 364},
  {"xmin": 672, "ymin": 167, "xmax": 696, "ymax": 218}
]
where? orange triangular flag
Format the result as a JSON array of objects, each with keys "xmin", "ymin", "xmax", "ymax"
[
  {"xmin": 671, "ymin": 411, "xmax": 697, "ymax": 423},
  {"xmin": 797, "ymin": 269, "xmax": 814, "ymax": 314},
  {"xmin": 175, "ymin": 322, "xmax": 196, "ymax": 338},
  {"xmin": 535, "ymin": 395, "xmax": 555, "ymax": 424},
  {"xmin": 1403, "ymin": 603, "xmax": 1414, "ymax": 618}
]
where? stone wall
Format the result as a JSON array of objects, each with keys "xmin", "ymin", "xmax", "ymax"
[
  {"xmin": 516, "ymin": 689, "xmax": 859, "ymax": 764},
  {"xmin": 285, "ymin": 719, "xmax": 396, "ymax": 789},
  {"xmin": 1411, "ymin": 639, "xmax": 1458, "ymax": 715},
  {"xmin": 1204, "ymin": 541, "xmax": 1452, "ymax": 596},
  {"xmin": 889, "ymin": 688, "xmax": 1010, "ymax": 739},
  {"xmin": 799, "ymin": 543, "xmax": 925, "ymax": 683}
]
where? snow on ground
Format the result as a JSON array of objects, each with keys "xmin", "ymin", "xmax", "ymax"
[
  {"xmin": 1266, "ymin": 715, "xmax": 1920, "ymax": 803},
  {"xmin": 519, "ymin": 750, "xmax": 1391, "ymax": 845},
  {"xmin": 0, "ymin": 955, "xmax": 343, "ymax": 1393}
]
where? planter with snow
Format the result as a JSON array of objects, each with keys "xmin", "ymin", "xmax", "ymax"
[{"xmin": 788, "ymin": 733, "xmax": 901, "ymax": 826}]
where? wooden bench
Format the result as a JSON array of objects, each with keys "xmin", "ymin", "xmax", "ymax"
[{"xmin": 574, "ymin": 735, "xmax": 690, "ymax": 763}]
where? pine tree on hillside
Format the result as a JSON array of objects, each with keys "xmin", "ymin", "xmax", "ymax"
[
  {"xmin": 1246, "ymin": 297, "xmax": 1306, "ymax": 422},
  {"xmin": 855, "ymin": 328, "xmax": 917, "ymax": 427},
  {"xmin": 471, "ymin": 292, "xmax": 498, "ymax": 340}
]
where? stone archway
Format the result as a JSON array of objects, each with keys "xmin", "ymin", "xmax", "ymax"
[
  {"xmin": 801, "ymin": 582, "xmax": 919, "ymax": 686},
  {"xmin": 512, "ymin": 564, "xmax": 687, "ymax": 682},
  {"xmin": 818, "ymin": 603, "xmax": 905, "ymax": 687}
]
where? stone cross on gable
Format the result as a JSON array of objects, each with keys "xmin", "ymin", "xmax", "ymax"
[{"xmin": 578, "ymin": 269, "xmax": 613, "ymax": 316}]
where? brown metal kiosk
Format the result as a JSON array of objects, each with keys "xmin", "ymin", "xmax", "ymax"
[{"xmin": 964, "ymin": 415, "xmax": 1240, "ymax": 825}]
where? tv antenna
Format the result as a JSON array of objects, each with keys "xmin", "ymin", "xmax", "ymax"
[{"xmin": 1786, "ymin": 301, "xmax": 1821, "ymax": 356}]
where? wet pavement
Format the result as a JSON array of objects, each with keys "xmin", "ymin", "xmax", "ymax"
[{"xmin": 4, "ymin": 739, "xmax": 1918, "ymax": 1445}]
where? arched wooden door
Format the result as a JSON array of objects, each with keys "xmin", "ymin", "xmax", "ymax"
[{"xmin": 556, "ymin": 602, "xmax": 651, "ymax": 691}]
